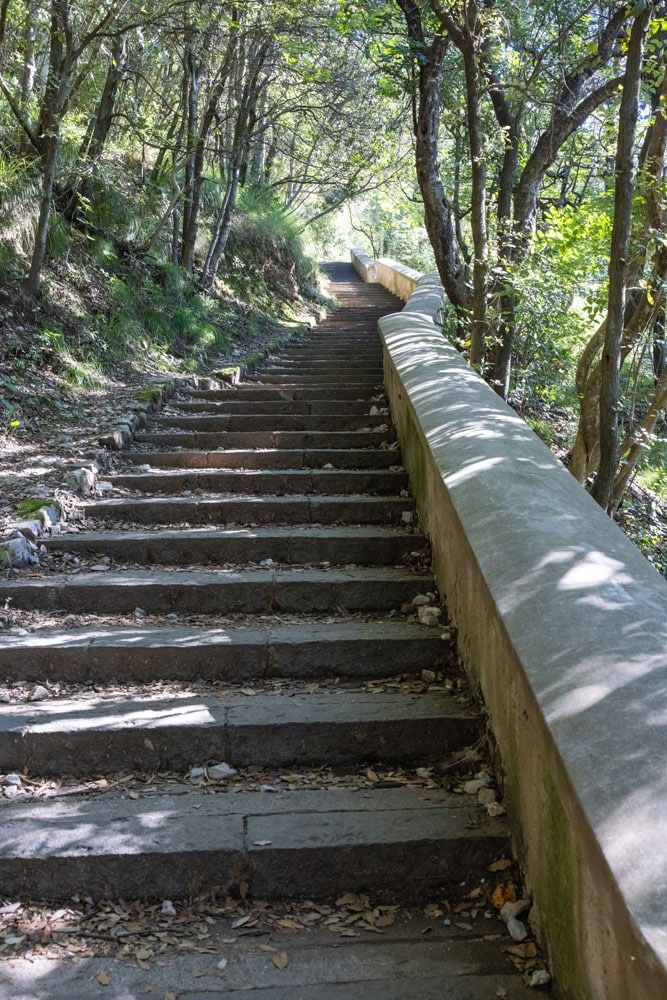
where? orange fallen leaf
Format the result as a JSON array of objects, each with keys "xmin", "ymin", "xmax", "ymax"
[
  {"xmin": 272, "ymin": 951, "xmax": 289, "ymax": 969},
  {"xmin": 491, "ymin": 883, "xmax": 517, "ymax": 909},
  {"xmin": 488, "ymin": 859, "xmax": 512, "ymax": 872}
]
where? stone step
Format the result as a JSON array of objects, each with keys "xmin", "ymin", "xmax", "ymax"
[
  {"xmin": 256, "ymin": 366, "xmax": 381, "ymax": 377},
  {"xmin": 0, "ymin": 930, "xmax": 535, "ymax": 1000},
  {"xmin": 246, "ymin": 375, "xmax": 380, "ymax": 385},
  {"xmin": 0, "ymin": 620, "xmax": 448, "ymax": 683},
  {"xmin": 276, "ymin": 350, "xmax": 382, "ymax": 359},
  {"xmin": 154, "ymin": 413, "xmax": 389, "ymax": 432},
  {"xmin": 0, "ymin": 567, "xmax": 434, "ymax": 613},
  {"xmin": 0, "ymin": 786, "xmax": 507, "ymax": 901},
  {"xmin": 107, "ymin": 468, "xmax": 408, "ymax": 495},
  {"xmin": 0, "ymin": 688, "xmax": 478, "ymax": 776},
  {"xmin": 186, "ymin": 386, "xmax": 378, "ymax": 400},
  {"xmin": 171, "ymin": 399, "xmax": 375, "ymax": 414},
  {"xmin": 81, "ymin": 494, "xmax": 413, "ymax": 525},
  {"xmin": 120, "ymin": 448, "xmax": 399, "ymax": 469},
  {"xmin": 134, "ymin": 430, "xmax": 394, "ymax": 449},
  {"xmin": 46, "ymin": 525, "xmax": 425, "ymax": 565}
]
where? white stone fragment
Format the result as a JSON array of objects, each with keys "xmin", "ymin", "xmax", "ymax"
[
  {"xmin": 28, "ymin": 685, "xmax": 50, "ymax": 702},
  {"xmin": 207, "ymin": 762, "xmax": 238, "ymax": 780},
  {"xmin": 500, "ymin": 899, "xmax": 530, "ymax": 922},
  {"xmin": 417, "ymin": 605, "xmax": 441, "ymax": 626},
  {"xmin": 412, "ymin": 594, "xmax": 431, "ymax": 606},
  {"xmin": 188, "ymin": 766, "xmax": 207, "ymax": 779},
  {"xmin": 486, "ymin": 801, "xmax": 506, "ymax": 817},
  {"xmin": 507, "ymin": 917, "xmax": 528, "ymax": 942},
  {"xmin": 2, "ymin": 774, "xmax": 22, "ymax": 787},
  {"xmin": 529, "ymin": 969, "xmax": 551, "ymax": 988},
  {"xmin": 478, "ymin": 786, "xmax": 497, "ymax": 805},
  {"xmin": 464, "ymin": 778, "xmax": 489, "ymax": 795},
  {"xmin": 3, "ymin": 785, "xmax": 18, "ymax": 798},
  {"xmin": 161, "ymin": 900, "xmax": 176, "ymax": 916}
]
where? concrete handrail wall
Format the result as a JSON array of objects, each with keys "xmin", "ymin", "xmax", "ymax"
[{"xmin": 352, "ymin": 249, "xmax": 667, "ymax": 1000}]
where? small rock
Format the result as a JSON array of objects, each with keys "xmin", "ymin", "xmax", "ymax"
[
  {"xmin": 417, "ymin": 605, "xmax": 441, "ymax": 626},
  {"xmin": 1, "ymin": 773, "xmax": 22, "ymax": 787},
  {"xmin": 161, "ymin": 899, "xmax": 176, "ymax": 916},
  {"xmin": 207, "ymin": 762, "xmax": 238, "ymax": 780},
  {"xmin": 188, "ymin": 766, "xmax": 207, "ymax": 779},
  {"xmin": 500, "ymin": 899, "xmax": 530, "ymax": 922},
  {"xmin": 28, "ymin": 685, "xmax": 50, "ymax": 702},
  {"xmin": 134, "ymin": 607, "xmax": 146, "ymax": 618},
  {"xmin": 89, "ymin": 563, "xmax": 109, "ymax": 572},
  {"xmin": 400, "ymin": 511, "xmax": 413, "ymax": 524},
  {"xmin": 97, "ymin": 481, "xmax": 113, "ymax": 493},
  {"xmin": 529, "ymin": 969, "xmax": 551, "ymax": 988},
  {"xmin": 166, "ymin": 613, "xmax": 178, "ymax": 622},
  {"xmin": 478, "ymin": 786, "xmax": 497, "ymax": 805},
  {"xmin": 322, "ymin": 463, "xmax": 334, "ymax": 470},
  {"xmin": 369, "ymin": 405, "xmax": 380, "ymax": 415},
  {"xmin": 412, "ymin": 594, "xmax": 431, "ymax": 606},
  {"xmin": 3, "ymin": 785, "xmax": 18, "ymax": 799},
  {"xmin": 0, "ymin": 536, "xmax": 38, "ymax": 568},
  {"xmin": 464, "ymin": 777, "xmax": 490, "ymax": 795},
  {"xmin": 506, "ymin": 917, "xmax": 528, "ymax": 942},
  {"xmin": 136, "ymin": 465, "xmax": 152, "ymax": 473},
  {"xmin": 259, "ymin": 558, "xmax": 274, "ymax": 567},
  {"xmin": 9, "ymin": 626, "xmax": 28, "ymax": 637},
  {"xmin": 487, "ymin": 801, "xmax": 506, "ymax": 817},
  {"xmin": 421, "ymin": 669, "xmax": 436, "ymax": 683}
]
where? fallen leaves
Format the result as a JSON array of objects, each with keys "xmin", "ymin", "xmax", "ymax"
[
  {"xmin": 271, "ymin": 951, "xmax": 289, "ymax": 969},
  {"xmin": 95, "ymin": 970, "xmax": 110, "ymax": 985}
]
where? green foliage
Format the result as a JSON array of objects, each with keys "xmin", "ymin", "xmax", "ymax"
[
  {"xmin": 134, "ymin": 385, "xmax": 164, "ymax": 405},
  {"xmin": 45, "ymin": 213, "xmax": 72, "ymax": 258},
  {"xmin": 224, "ymin": 187, "xmax": 318, "ymax": 310},
  {"xmin": 15, "ymin": 498, "xmax": 58, "ymax": 519},
  {"xmin": 107, "ymin": 262, "xmax": 230, "ymax": 362}
]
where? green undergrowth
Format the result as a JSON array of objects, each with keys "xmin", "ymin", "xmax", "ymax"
[
  {"xmin": 0, "ymin": 176, "xmax": 325, "ymax": 435},
  {"xmin": 15, "ymin": 498, "xmax": 59, "ymax": 519}
]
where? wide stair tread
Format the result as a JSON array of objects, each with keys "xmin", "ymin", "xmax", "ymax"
[
  {"xmin": 0, "ymin": 686, "xmax": 478, "ymax": 775},
  {"xmin": 0, "ymin": 786, "xmax": 506, "ymax": 902},
  {"xmin": 0, "ymin": 566, "xmax": 434, "ymax": 613},
  {"xmin": 0, "ymin": 619, "xmax": 448, "ymax": 683},
  {"xmin": 45, "ymin": 525, "xmax": 425, "ymax": 564}
]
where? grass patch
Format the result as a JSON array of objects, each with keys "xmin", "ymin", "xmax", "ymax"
[{"xmin": 15, "ymin": 498, "xmax": 59, "ymax": 519}]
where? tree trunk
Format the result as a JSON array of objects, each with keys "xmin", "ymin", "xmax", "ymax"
[
  {"xmin": 591, "ymin": 6, "xmax": 651, "ymax": 511},
  {"xmin": 611, "ymin": 366, "xmax": 667, "ymax": 513},
  {"xmin": 24, "ymin": 132, "xmax": 59, "ymax": 295},
  {"xmin": 462, "ymin": 33, "xmax": 488, "ymax": 369},
  {"xmin": 24, "ymin": 0, "xmax": 69, "ymax": 295}
]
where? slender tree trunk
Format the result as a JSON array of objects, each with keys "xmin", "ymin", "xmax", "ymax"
[
  {"xmin": 21, "ymin": 3, "xmax": 37, "ymax": 106},
  {"xmin": 462, "ymin": 35, "xmax": 488, "ymax": 369},
  {"xmin": 25, "ymin": 132, "xmax": 59, "ymax": 295},
  {"xmin": 611, "ymin": 366, "xmax": 667, "ymax": 512},
  {"xmin": 591, "ymin": 6, "xmax": 651, "ymax": 511},
  {"xmin": 24, "ymin": 0, "xmax": 69, "ymax": 296}
]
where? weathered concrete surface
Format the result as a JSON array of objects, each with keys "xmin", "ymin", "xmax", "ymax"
[
  {"xmin": 0, "ymin": 566, "xmax": 433, "ymax": 613},
  {"xmin": 359, "ymin": 256, "xmax": 667, "ymax": 999},
  {"xmin": 0, "ymin": 787, "xmax": 506, "ymax": 900},
  {"xmin": 0, "ymin": 688, "xmax": 477, "ymax": 774},
  {"xmin": 0, "ymin": 620, "xmax": 447, "ymax": 683},
  {"xmin": 0, "ymin": 922, "xmax": 535, "ymax": 1000},
  {"xmin": 45, "ymin": 524, "xmax": 425, "ymax": 564},
  {"xmin": 81, "ymin": 492, "xmax": 413, "ymax": 524}
]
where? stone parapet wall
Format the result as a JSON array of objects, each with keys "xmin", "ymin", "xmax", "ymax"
[{"xmin": 354, "ymin": 251, "xmax": 667, "ymax": 1000}]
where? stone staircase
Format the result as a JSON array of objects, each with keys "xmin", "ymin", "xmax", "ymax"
[{"xmin": 0, "ymin": 265, "xmax": 534, "ymax": 996}]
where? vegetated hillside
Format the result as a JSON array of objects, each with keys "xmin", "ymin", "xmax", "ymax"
[{"xmin": 0, "ymin": 169, "xmax": 325, "ymax": 440}]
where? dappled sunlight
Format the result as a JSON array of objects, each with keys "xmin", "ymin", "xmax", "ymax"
[
  {"xmin": 3, "ymin": 695, "xmax": 218, "ymax": 733},
  {"xmin": 375, "ymin": 266, "xmax": 667, "ymax": 973}
]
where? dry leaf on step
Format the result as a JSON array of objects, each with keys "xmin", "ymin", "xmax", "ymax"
[{"xmin": 271, "ymin": 951, "xmax": 289, "ymax": 969}]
